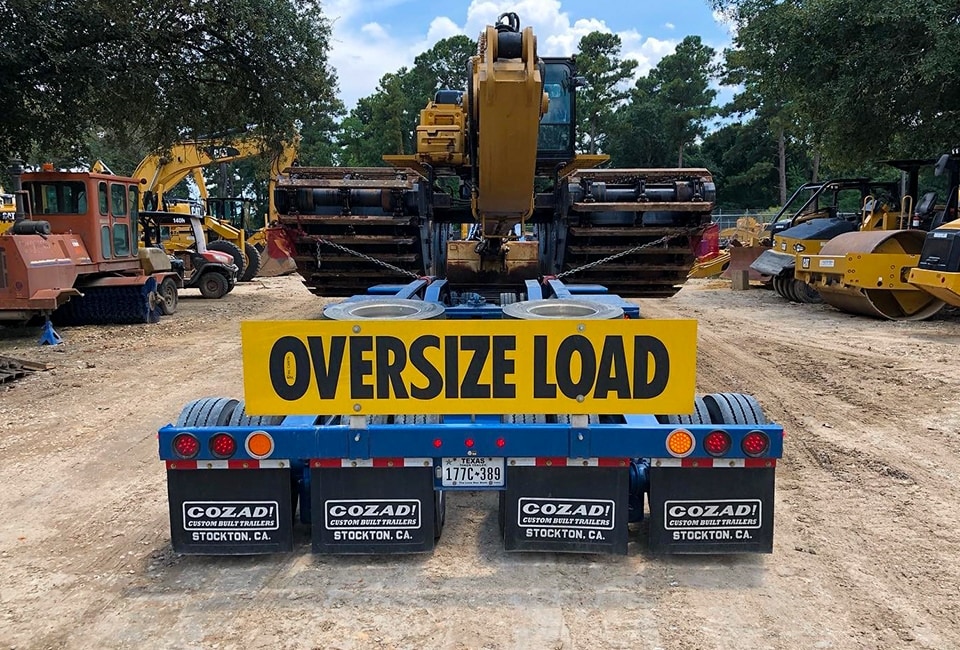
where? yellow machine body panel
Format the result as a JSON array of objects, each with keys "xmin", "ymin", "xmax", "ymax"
[{"xmin": 240, "ymin": 318, "xmax": 698, "ymax": 417}]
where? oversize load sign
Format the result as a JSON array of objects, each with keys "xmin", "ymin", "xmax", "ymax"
[{"xmin": 241, "ymin": 319, "xmax": 696, "ymax": 415}]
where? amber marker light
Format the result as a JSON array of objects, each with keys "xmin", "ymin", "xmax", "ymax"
[
  {"xmin": 666, "ymin": 429, "xmax": 695, "ymax": 458},
  {"xmin": 246, "ymin": 431, "xmax": 275, "ymax": 459}
]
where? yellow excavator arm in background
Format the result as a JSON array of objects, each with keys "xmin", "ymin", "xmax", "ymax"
[{"xmin": 133, "ymin": 135, "xmax": 298, "ymax": 211}]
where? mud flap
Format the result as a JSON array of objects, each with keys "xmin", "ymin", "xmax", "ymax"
[
  {"xmin": 647, "ymin": 467, "xmax": 775, "ymax": 553},
  {"xmin": 311, "ymin": 467, "xmax": 435, "ymax": 554},
  {"xmin": 501, "ymin": 466, "xmax": 629, "ymax": 554},
  {"xmin": 167, "ymin": 468, "xmax": 294, "ymax": 555}
]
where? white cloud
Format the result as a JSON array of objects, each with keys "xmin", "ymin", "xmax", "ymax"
[
  {"xmin": 665, "ymin": 22, "xmax": 675, "ymax": 30},
  {"xmin": 327, "ymin": 0, "xmax": 690, "ymax": 109},
  {"xmin": 360, "ymin": 22, "xmax": 389, "ymax": 40}
]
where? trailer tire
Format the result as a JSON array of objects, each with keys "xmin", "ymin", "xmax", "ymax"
[
  {"xmin": 434, "ymin": 490, "xmax": 446, "ymax": 540},
  {"xmin": 657, "ymin": 395, "xmax": 711, "ymax": 425},
  {"xmin": 240, "ymin": 243, "xmax": 262, "ymax": 282},
  {"xmin": 226, "ymin": 401, "xmax": 285, "ymax": 427},
  {"xmin": 158, "ymin": 277, "xmax": 179, "ymax": 316},
  {"xmin": 702, "ymin": 392, "xmax": 768, "ymax": 425},
  {"xmin": 176, "ymin": 397, "xmax": 241, "ymax": 427}
]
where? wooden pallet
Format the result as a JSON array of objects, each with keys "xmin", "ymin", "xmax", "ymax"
[{"xmin": 0, "ymin": 356, "xmax": 52, "ymax": 384}]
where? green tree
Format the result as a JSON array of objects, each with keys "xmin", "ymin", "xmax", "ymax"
[
  {"xmin": 647, "ymin": 36, "xmax": 717, "ymax": 167},
  {"xmin": 714, "ymin": 0, "xmax": 960, "ymax": 166},
  {"xmin": 575, "ymin": 32, "xmax": 638, "ymax": 154},
  {"xmin": 0, "ymin": 0, "xmax": 340, "ymax": 163}
]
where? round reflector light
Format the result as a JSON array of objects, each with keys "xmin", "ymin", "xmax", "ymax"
[
  {"xmin": 742, "ymin": 431, "xmax": 769, "ymax": 457},
  {"xmin": 210, "ymin": 433, "xmax": 237, "ymax": 459},
  {"xmin": 173, "ymin": 433, "xmax": 200, "ymax": 459},
  {"xmin": 666, "ymin": 429, "xmax": 694, "ymax": 457},
  {"xmin": 245, "ymin": 431, "xmax": 275, "ymax": 459},
  {"xmin": 703, "ymin": 430, "xmax": 731, "ymax": 456},
  {"xmin": 465, "ymin": 438, "xmax": 475, "ymax": 448},
  {"xmin": 496, "ymin": 437, "xmax": 506, "ymax": 448},
  {"xmin": 433, "ymin": 438, "xmax": 443, "ymax": 448}
]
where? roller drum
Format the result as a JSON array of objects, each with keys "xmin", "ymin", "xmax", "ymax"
[{"xmin": 817, "ymin": 230, "xmax": 944, "ymax": 320}]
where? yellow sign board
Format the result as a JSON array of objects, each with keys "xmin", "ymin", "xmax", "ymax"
[{"xmin": 241, "ymin": 319, "xmax": 697, "ymax": 416}]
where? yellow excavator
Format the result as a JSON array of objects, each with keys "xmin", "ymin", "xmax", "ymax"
[
  {"xmin": 133, "ymin": 134, "xmax": 298, "ymax": 281},
  {"xmin": 0, "ymin": 187, "xmax": 15, "ymax": 233},
  {"xmin": 271, "ymin": 12, "xmax": 716, "ymax": 298}
]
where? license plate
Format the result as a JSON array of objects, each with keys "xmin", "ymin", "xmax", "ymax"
[{"xmin": 440, "ymin": 457, "xmax": 504, "ymax": 487}]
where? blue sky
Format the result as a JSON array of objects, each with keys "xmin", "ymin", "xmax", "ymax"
[{"xmin": 323, "ymin": 0, "xmax": 736, "ymax": 109}]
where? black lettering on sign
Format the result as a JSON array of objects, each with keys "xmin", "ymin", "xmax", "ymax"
[
  {"xmin": 533, "ymin": 336, "xmax": 556, "ymax": 398},
  {"xmin": 350, "ymin": 336, "xmax": 374, "ymax": 399},
  {"xmin": 460, "ymin": 336, "xmax": 490, "ymax": 398},
  {"xmin": 269, "ymin": 336, "xmax": 310, "ymax": 400},
  {"xmin": 375, "ymin": 336, "xmax": 408, "ymax": 399},
  {"xmin": 556, "ymin": 335, "xmax": 596, "ymax": 398},
  {"xmin": 492, "ymin": 336, "xmax": 516, "ymax": 398},
  {"xmin": 633, "ymin": 335, "xmax": 669, "ymax": 399},
  {"xmin": 594, "ymin": 336, "xmax": 630, "ymax": 399},
  {"xmin": 444, "ymin": 336, "xmax": 458, "ymax": 399},
  {"xmin": 409, "ymin": 335, "xmax": 442, "ymax": 400},
  {"xmin": 307, "ymin": 336, "xmax": 345, "ymax": 399}
]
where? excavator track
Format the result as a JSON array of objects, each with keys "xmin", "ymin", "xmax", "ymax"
[
  {"xmin": 558, "ymin": 169, "xmax": 714, "ymax": 298},
  {"xmin": 274, "ymin": 167, "xmax": 428, "ymax": 297}
]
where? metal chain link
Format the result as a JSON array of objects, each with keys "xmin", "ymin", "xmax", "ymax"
[
  {"xmin": 555, "ymin": 227, "xmax": 706, "ymax": 280},
  {"xmin": 314, "ymin": 238, "xmax": 421, "ymax": 279}
]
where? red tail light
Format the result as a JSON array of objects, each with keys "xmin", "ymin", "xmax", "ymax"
[
  {"xmin": 210, "ymin": 433, "xmax": 237, "ymax": 459},
  {"xmin": 465, "ymin": 438, "xmax": 475, "ymax": 448},
  {"xmin": 704, "ymin": 430, "xmax": 731, "ymax": 456},
  {"xmin": 742, "ymin": 431, "xmax": 770, "ymax": 457},
  {"xmin": 496, "ymin": 437, "xmax": 506, "ymax": 448},
  {"xmin": 173, "ymin": 433, "xmax": 200, "ymax": 459}
]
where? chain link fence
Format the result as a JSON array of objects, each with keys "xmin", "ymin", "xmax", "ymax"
[{"xmin": 710, "ymin": 209, "xmax": 782, "ymax": 231}]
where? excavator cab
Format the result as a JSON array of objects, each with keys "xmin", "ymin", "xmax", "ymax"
[{"xmin": 537, "ymin": 59, "xmax": 576, "ymax": 163}]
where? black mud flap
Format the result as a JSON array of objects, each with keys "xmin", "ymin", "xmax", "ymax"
[
  {"xmin": 311, "ymin": 467, "xmax": 435, "ymax": 554},
  {"xmin": 647, "ymin": 467, "xmax": 775, "ymax": 553},
  {"xmin": 502, "ymin": 466, "xmax": 629, "ymax": 554},
  {"xmin": 167, "ymin": 468, "xmax": 294, "ymax": 555}
]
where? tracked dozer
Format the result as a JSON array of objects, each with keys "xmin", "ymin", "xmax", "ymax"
[
  {"xmin": 272, "ymin": 15, "xmax": 714, "ymax": 298},
  {"xmin": 0, "ymin": 163, "xmax": 180, "ymax": 328}
]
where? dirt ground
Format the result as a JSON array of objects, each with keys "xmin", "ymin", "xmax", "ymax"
[{"xmin": 1, "ymin": 275, "xmax": 959, "ymax": 650}]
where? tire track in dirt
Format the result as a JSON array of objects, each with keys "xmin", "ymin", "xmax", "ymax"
[{"xmin": 642, "ymin": 287, "xmax": 960, "ymax": 649}]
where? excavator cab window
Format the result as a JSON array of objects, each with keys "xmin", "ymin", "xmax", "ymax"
[
  {"xmin": 537, "ymin": 59, "xmax": 575, "ymax": 160},
  {"xmin": 98, "ymin": 182, "xmax": 109, "ymax": 215},
  {"xmin": 129, "ymin": 186, "xmax": 140, "ymax": 253}
]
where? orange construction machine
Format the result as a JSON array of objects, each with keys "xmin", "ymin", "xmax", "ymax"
[{"xmin": 0, "ymin": 162, "xmax": 180, "ymax": 332}]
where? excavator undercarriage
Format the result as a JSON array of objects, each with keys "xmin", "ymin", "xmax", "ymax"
[{"xmin": 273, "ymin": 14, "xmax": 715, "ymax": 299}]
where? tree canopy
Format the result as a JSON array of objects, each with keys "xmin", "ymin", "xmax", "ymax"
[{"xmin": 0, "ymin": 0, "xmax": 340, "ymax": 163}]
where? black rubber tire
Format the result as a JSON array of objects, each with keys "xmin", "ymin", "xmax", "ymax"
[
  {"xmin": 657, "ymin": 395, "xmax": 712, "ymax": 425},
  {"xmin": 794, "ymin": 279, "xmax": 823, "ymax": 304},
  {"xmin": 208, "ymin": 239, "xmax": 246, "ymax": 278},
  {"xmin": 434, "ymin": 490, "xmax": 446, "ymax": 540},
  {"xmin": 158, "ymin": 277, "xmax": 179, "ymax": 316},
  {"xmin": 772, "ymin": 275, "xmax": 789, "ymax": 300},
  {"xmin": 784, "ymin": 277, "xmax": 803, "ymax": 303},
  {"xmin": 702, "ymin": 392, "xmax": 768, "ymax": 425},
  {"xmin": 502, "ymin": 414, "xmax": 549, "ymax": 424},
  {"xmin": 226, "ymin": 401, "xmax": 286, "ymax": 427},
  {"xmin": 198, "ymin": 271, "xmax": 229, "ymax": 299},
  {"xmin": 393, "ymin": 414, "xmax": 441, "ymax": 424},
  {"xmin": 176, "ymin": 397, "xmax": 241, "ymax": 427},
  {"xmin": 240, "ymin": 242, "xmax": 262, "ymax": 282}
]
